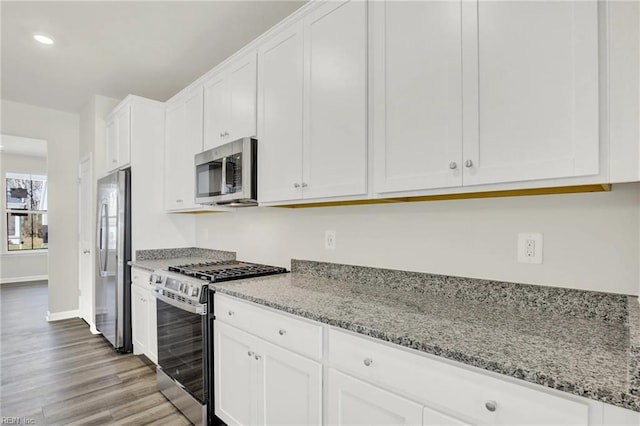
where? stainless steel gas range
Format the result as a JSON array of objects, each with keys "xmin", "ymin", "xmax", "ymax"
[{"xmin": 149, "ymin": 260, "xmax": 288, "ymax": 426}]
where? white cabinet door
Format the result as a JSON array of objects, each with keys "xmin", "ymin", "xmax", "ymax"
[
  {"xmin": 327, "ymin": 369, "xmax": 423, "ymax": 426},
  {"xmin": 214, "ymin": 321, "xmax": 258, "ymax": 426},
  {"xmin": 257, "ymin": 22, "xmax": 305, "ymax": 203},
  {"xmin": 146, "ymin": 294, "xmax": 157, "ymax": 364},
  {"xmin": 106, "ymin": 118, "xmax": 118, "ymax": 171},
  {"xmin": 116, "ymin": 106, "xmax": 131, "ymax": 168},
  {"xmin": 204, "ymin": 73, "xmax": 229, "ymax": 151},
  {"xmin": 462, "ymin": 0, "xmax": 599, "ymax": 186},
  {"xmin": 164, "ymin": 88, "xmax": 204, "ymax": 211},
  {"xmin": 164, "ymin": 100, "xmax": 186, "ymax": 210},
  {"xmin": 258, "ymin": 338, "xmax": 322, "ymax": 426},
  {"xmin": 131, "ymin": 284, "xmax": 148, "ymax": 356},
  {"xmin": 302, "ymin": 0, "xmax": 367, "ymax": 200},
  {"xmin": 228, "ymin": 51, "xmax": 257, "ymax": 141},
  {"xmin": 372, "ymin": 0, "xmax": 463, "ymax": 194},
  {"xmin": 106, "ymin": 105, "xmax": 132, "ymax": 172},
  {"xmin": 422, "ymin": 406, "xmax": 471, "ymax": 426}
]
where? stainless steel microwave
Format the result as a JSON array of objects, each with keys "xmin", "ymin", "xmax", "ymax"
[{"xmin": 194, "ymin": 137, "xmax": 257, "ymax": 206}]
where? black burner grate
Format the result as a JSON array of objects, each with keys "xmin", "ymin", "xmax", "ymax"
[{"xmin": 168, "ymin": 260, "xmax": 288, "ymax": 282}]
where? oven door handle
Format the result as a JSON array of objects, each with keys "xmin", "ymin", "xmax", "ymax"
[{"xmin": 152, "ymin": 289, "xmax": 206, "ymax": 316}]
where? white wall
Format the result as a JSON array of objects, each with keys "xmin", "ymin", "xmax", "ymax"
[
  {"xmin": 196, "ymin": 183, "xmax": 640, "ymax": 296},
  {"xmin": 1, "ymin": 100, "xmax": 80, "ymax": 314},
  {"xmin": 128, "ymin": 99, "xmax": 196, "ymax": 254},
  {"xmin": 0, "ymin": 152, "xmax": 48, "ymax": 283}
]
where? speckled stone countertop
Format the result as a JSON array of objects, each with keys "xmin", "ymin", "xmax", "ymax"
[
  {"xmin": 129, "ymin": 247, "xmax": 235, "ymax": 272},
  {"xmin": 211, "ymin": 260, "xmax": 640, "ymax": 412}
]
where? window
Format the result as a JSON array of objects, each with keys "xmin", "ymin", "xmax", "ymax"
[{"xmin": 5, "ymin": 173, "xmax": 47, "ymax": 251}]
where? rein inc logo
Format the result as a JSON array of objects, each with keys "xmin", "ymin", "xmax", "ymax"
[{"xmin": 1, "ymin": 418, "xmax": 35, "ymax": 424}]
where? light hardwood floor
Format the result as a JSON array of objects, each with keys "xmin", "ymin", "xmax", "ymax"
[{"xmin": 0, "ymin": 281, "xmax": 191, "ymax": 425}]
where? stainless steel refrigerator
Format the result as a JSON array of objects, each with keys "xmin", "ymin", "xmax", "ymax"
[{"xmin": 95, "ymin": 168, "xmax": 132, "ymax": 353}]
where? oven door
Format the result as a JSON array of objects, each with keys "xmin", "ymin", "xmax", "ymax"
[{"xmin": 156, "ymin": 298, "xmax": 208, "ymax": 404}]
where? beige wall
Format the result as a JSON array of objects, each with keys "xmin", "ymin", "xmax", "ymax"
[
  {"xmin": 0, "ymin": 152, "xmax": 48, "ymax": 283},
  {"xmin": 196, "ymin": 183, "xmax": 640, "ymax": 296},
  {"xmin": 1, "ymin": 99, "xmax": 80, "ymax": 314}
]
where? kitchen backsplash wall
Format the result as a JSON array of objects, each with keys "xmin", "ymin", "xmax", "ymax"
[{"xmin": 196, "ymin": 182, "xmax": 640, "ymax": 296}]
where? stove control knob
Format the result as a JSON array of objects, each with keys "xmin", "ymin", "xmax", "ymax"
[{"xmin": 192, "ymin": 287, "xmax": 199, "ymax": 297}]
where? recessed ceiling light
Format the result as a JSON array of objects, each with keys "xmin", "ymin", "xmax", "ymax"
[{"xmin": 33, "ymin": 34, "xmax": 54, "ymax": 45}]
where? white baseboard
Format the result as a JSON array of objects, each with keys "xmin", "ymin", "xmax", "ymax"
[
  {"xmin": 0, "ymin": 275, "xmax": 48, "ymax": 284},
  {"xmin": 47, "ymin": 310, "xmax": 79, "ymax": 322},
  {"xmin": 89, "ymin": 324, "xmax": 101, "ymax": 335}
]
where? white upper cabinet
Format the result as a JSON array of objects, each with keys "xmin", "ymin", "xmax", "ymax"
[
  {"xmin": 258, "ymin": 0, "xmax": 367, "ymax": 204},
  {"xmin": 372, "ymin": 0, "xmax": 463, "ymax": 194},
  {"xmin": 258, "ymin": 22, "xmax": 305, "ymax": 203},
  {"xmin": 106, "ymin": 104, "xmax": 131, "ymax": 172},
  {"xmin": 203, "ymin": 51, "xmax": 257, "ymax": 150},
  {"xmin": 373, "ymin": 0, "xmax": 601, "ymax": 195},
  {"xmin": 463, "ymin": 0, "xmax": 600, "ymax": 186},
  {"xmin": 301, "ymin": 0, "xmax": 367, "ymax": 200},
  {"xmin": 164, "ymin": 87, "xmax": 204, "ymax": 211}
]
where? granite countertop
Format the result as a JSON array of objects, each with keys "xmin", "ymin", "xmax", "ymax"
[
  {"xmin": 211, "ymin": 261, "xmax": 640, "ymax": 412},
  {"xmin": 129, "ymin": 247, "xmax": 236, "ymax": 272}
]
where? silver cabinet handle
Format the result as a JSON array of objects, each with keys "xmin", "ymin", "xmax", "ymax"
[
  {"xmin": 449, "ymin": 162, "xmax": 457, "ymax": 170},
  {"xmin": 254, "ymin": 354, "xmax": 262, "ymax": 360},
  {"xmin": 278, "ymin": 329, "xmax": 286, "ymax": 336},
  {"xmin": 176, "ymin": 199, "xmax": 183, "ymax": 203},
  {"xmin": 485, "ymin": 401, "xmax": 497, "ymax": 412},
  {"xmin": 219, "ymin": 132, "xmax": 224, "ymax": 137},
  {"xmin": 465, "ymin": 160, "xmax": 473, "ymax": 168},
  {"xmin": 363, "ymin": 358, "xmax": 373, "ymax": 367},
  {"xmin": 248, "ymin": 351, "xmax": 254, "ymax": 357},
  {"xmin": 112, "ymin": 159, "xmax": 117, "ymax": 163},
  {"xmin": 294, "ymin": 183, "xmax": 300, "ymax": 188},
  {"xmin": 83, "ymin": 249, "xmax": 90, "ymax": 254},
  {"xmin": 224, "ymin": 131, "xmax": 229, "ymax": 137},
  {"xmin": 228, "ymin": 310, "xmax": 234, "ymax": 316},
  {"xmin": 301, "ymin": 182, "xmax": 308, "ymax": 188}
]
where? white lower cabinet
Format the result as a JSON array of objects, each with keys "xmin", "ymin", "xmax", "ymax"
[
  {"xmin": 213, "ymin": 295, "xmax": 639, "ymax": 426},
  {"xmin": 131, "ymin": 268, "xmax": 157, "ymax": 363},
  {"xmin": 328, "ymin": 368, "xmax": 423, "ymax": 426},
  {"xmin": 214, "ymin": 321, "xmax": 322, "ymax": 426}
]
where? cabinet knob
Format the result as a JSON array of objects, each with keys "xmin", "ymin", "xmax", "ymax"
[
  {"xmin": 228, "ymin": 310, "xmax": 234, "ymax": 316},
  {"xmin": 294, "ymin": 183, "xmax": 301, "ymax": 188},
  {"xmin": 465, "ymin": 160, "xmax": 473, "ymax": 168},
  {"xmin": 219, "ymin": 132, "xmax": 224, "ymax": 137},
  {"xmin": 301, "ymin": 182, "xmax": 308, "ymax": 188},
  {"xmin": 83, "ymin": 249, "xmax": 90, "ymax": 254},
  {"xmin": 248, "ymin": 351, "xmax": 254, "ymax": 357},
  {"xmin": 176, "ymin": 199, "xmax": 183, "ymax": 203},
  {"xmin": 485, "ymin": 401, "xmax": 497, "ymax": 412},
  {"xmin": 363, "ymin": 358, "xmax": 373, "ymax": 367},
  {"xmin": 254, "ymin": 354, "xmax": 262, "ymax": 360},
  {"xmin": 278, "ymin": 329, "xmax": 286, "ymax": 336},
  {"xmin": 112, "ymin": 159, "xmax": 117, "ymax": 163},
  {"xmin": 224, "ymin": 131, "xmax": 229, "ymax": 137},
  {"xmin": 449, "ymin": 162, "xmax": 457, "ymax": 170}
]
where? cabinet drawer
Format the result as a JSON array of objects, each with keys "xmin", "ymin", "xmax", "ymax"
[
  {"xmin": 131, "ymin": 268, "xmax": 151, "ymax": 287},
  {"xmin": 215, "ymin": 294, "xmax": 322, "ymax": 360},
  {"xmin": 328, "ymin": 328, "xmax": 590, "ymax": 425}
]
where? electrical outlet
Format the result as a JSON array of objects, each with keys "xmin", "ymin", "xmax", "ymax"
[
  {"xmin": 518, "ymin": 232, "xmax": 543, "ymax": 264},
  {"xmin": 325, "ymin": 230, "xmax": 336, "ymax": 250}
]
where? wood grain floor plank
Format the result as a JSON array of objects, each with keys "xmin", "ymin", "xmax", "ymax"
[{"xmin": 0, "ymin": 282, "xmax": 191, "ymax": 425}]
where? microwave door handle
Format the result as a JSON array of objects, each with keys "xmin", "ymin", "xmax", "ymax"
[{"xmin": 221, "ymin": 157, "xmax": 227, "ymax": 195}]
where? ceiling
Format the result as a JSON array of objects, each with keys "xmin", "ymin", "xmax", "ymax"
[{"xmin": 1, "ymin": 1, "xmax": 306, "ymax": 114}]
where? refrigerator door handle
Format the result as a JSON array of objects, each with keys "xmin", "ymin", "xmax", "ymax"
[{"xmin": 98, "ymin": 202, "xmax": 108, "ymax": 276}]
